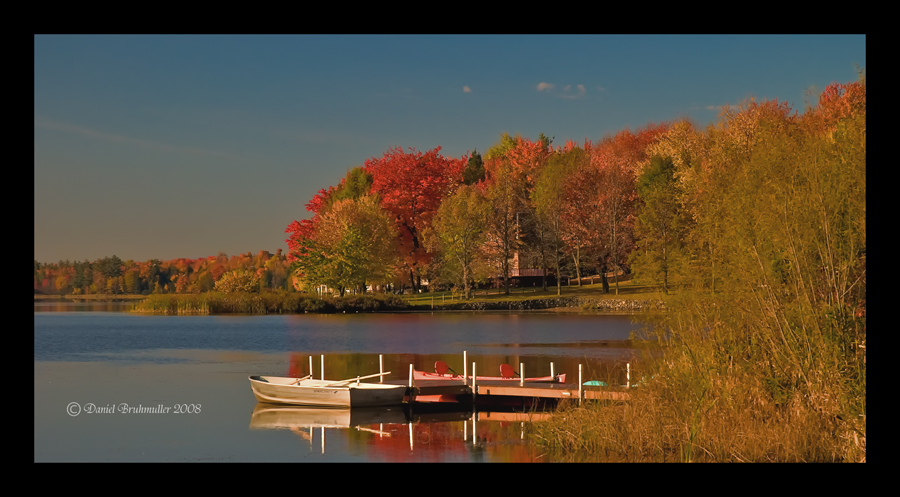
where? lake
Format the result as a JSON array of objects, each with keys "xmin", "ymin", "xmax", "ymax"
[{"xmin": 34, "ymin": 302, "xmax": 652, "ymax": 462}]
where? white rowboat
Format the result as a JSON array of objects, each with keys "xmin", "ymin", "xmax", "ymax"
[{"xmin": 248, "ymin": 375, "xmax": 407, "ymax": 408}]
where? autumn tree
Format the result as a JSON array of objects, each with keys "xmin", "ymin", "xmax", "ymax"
[
  {"xmin": 364, "ymin": 146, "xmax": 466, "ymax": 291},
  {"xmin": 426, "ymin": 184, "xmax": 491, "ymax": 299},
  {"xmin": 630, "ymin": 155, "xmax": 688, "ymax": 294},
  {"xmin": 535, "ymin": 147, "xmax": 585, "ymax": 295},
  {"xmin": 291, "ymin": 195, "xmax": 398, "ymax": 296},
  {"xmin": 507, "ymin": 136, "xmax": 552, "ymax": 290},
  {"xmin": 591, "ymin": 124, "xmax": 668, "ymax": 294},
  {"xmin": 327, "ymin": 167, "xmax": 375, "ymax": 207},
  {"xmin": 482, "ymin": 155, "xmax": 522, "ymax": 294},
  {"xmin": 214, "ymin": 269, "xmax": 261, "ymax": 293}
]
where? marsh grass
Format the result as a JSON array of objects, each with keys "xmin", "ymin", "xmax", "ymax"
[
  {"xmin": 533, "ymin": 358, "xmax": 865, "ymax": 462},
  {"xmin": 531, "ymin": 287, "xmax": 865, "ymax": 462},
  {"xmin": 132, "ymin": 291, "xmax": 408, "ymax": 315}
]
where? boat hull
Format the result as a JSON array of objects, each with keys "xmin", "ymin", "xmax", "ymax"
[
  {"xmin": 249, "ymin": 376, "xmax": 407, "ymax": 408},
  {"xmin": 413, "ymin": 370, "xmax": 566, "ymax": 384}
]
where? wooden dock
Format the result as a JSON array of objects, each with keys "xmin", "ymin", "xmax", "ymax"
[
  {"xmin": 474, "ymin": 382, "xmax": 631, "ymax": 402},
  {"xmin": 396, "ymin": 379, "xmax": 631, "ymax": 405}
]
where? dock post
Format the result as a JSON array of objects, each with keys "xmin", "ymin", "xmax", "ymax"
[
  {"xmin": 409, "ymin": 363, "xmax": 414, "ymax": 388},
  {"xmin": 520, "ymin": 362, "xmax": 524, "ymax": 387},
  {"xmin": 463, "ymin": 351, "xmax": 468, "ymax": 384},
  {"xmin": 550, "ymin": 362, "xmax": 554, "ymax": 379},
  {"xmin": 380, "ymin": 355, "xmax": 384, "ymax": 383},
  {"xmin": 321, "ymin": 354, "xmax": 325, "ymax": 381},
  {"xmin": 579, "ymin": 364, "xmax": 583, "ymax": 406},
  {"xmin": 310, "ymin": 356, "xmax": 314, "ymax": 380},
  {"xmin": 472, "ymin": 362, "xmax": 477, "ymax": 402},
  {"xmin": 627, "ymin": 362, "xmax": 631, "ymax": 388}
]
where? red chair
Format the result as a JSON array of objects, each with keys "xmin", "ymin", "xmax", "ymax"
[
  {"xmin": 499, "ymin": 363, "xmax": 518, "ymax": 378},
  {"xmin": 435, "ymin": 360, "xmax": 450, "ymax": 376}
]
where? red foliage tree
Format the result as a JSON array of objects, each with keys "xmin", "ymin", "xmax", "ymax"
[
  {"xmin": 364, "ymin": 146, "xmax": 466, "ymax": 290},
  {"xmin": 285, "ymin": 186, "xmax": 338, "ymax": 262},
  {"xmin": 588, "ymin": 123, "xmax": 668, "ymax": 293}
]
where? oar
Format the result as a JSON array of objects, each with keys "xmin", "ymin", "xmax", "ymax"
[
  {"xmin": 324, "ymin": 372, "xmax": 392, "ymax": 387},
  {"xmin": 290, "ymin": 374, "xmax": 312, "ymax": 385}
]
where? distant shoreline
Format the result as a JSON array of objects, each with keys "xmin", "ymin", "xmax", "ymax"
[{"xmin": 34, "ymin": 293, "xmax": 147, "ymax": 302}]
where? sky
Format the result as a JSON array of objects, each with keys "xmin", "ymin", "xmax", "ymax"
[{"xmin": 34, "ymin": 34, "xmax": 866, "ymax": 264}]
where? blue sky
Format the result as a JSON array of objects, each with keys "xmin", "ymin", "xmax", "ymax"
[{"xmin": 34, "ymin": 35, "xmax": 866, "ymax": 263}]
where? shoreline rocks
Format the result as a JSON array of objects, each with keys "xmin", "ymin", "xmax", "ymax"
[{"xmin": 431, "ymin": 297, "xmax": 666, "ymax": 312}]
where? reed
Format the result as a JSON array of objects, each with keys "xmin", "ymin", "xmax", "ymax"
[
  {"xmin": 531, "ymin": 291, "xmax": 866, "ymax": 462},
  {"xmin": 132, "ymin": 291, "xmax": 408, "ymax": 315}
]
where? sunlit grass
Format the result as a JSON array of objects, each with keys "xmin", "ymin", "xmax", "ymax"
[
  {"xmin": 132, "ymin": 291, "xmax": 408, "ymax": 315},
  {"xmin": 399, "ymin": 275, "xmax": 671, "ymax": 307}
]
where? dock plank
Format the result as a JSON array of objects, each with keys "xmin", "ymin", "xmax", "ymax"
[{"xmin": 475, "ymin": 384, "xmax": 630, "ymax": 401}]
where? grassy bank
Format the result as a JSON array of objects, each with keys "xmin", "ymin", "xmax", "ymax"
[
  {"xmin": 131, "ymin": 291, "xmax": 408, "ymax": 315},
  {"xmin": 399, "ymin": 278, "xmax": 670, "ymax": 310},
  {"xmin": 529, "ymin": 289, "xmax": 866, "ymax": 462}
]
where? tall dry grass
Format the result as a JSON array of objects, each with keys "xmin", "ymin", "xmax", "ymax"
[{"xmin": 132, "ymin": 291, "xmax": 408, "ymax": 315}]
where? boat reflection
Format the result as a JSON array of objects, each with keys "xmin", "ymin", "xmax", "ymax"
[{"xmin": 249, "ymin": 403, "xmax": 551, "ymax": 461}]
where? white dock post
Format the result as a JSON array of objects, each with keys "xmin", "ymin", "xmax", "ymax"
[
  {"xmin": 321, "ymin": 354, "xmax": 325, "ymax": 381},
  {"xmin": 463, "ymin": 351, "xmax": 467, "ymax": 384},
  {"xmin": 579, "ymin": 364, "xmax": 583, "ymax": 406},
  {"xmin": 309, "ymin": 356, "xmax": 314, "ymax": 380},
  {"xmin": 472, "ymin": 362, "xmax": 477, "ymax": 402},
  {"xmin": 520, "ymin": 362, "xmax": 524, "ymax": 386},
  {"xmin": 550, "ymin": 362, "xmax": 554, "ymax": 379},
  {"xmin": 409, "ymin": 363, "xmax": 414, "ymax": 388},
  {"xmin": 380, "ymin": 354, "xmax": 384, "ymax": 383},
  {"xmin": 627, "ymin": 362, "xmax": 631, "ymax": 388}
]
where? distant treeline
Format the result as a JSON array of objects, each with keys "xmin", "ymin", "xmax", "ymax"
[{"xmin": 34, "ymin": 250, "xmax": 295, "ymax": 296}]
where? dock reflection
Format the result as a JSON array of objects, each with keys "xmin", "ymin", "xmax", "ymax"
[{"xmin": 249, "ymin": 403, "xmax": 551, "ymax": 461}]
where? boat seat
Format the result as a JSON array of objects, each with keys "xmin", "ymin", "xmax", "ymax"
[
  {"xmin": 434, "ymin": 360, "xmax": 450, "ymax": 376},
  {"xmin": 499, "ymin": 363, "xmax": 517, "ymax": 378}
]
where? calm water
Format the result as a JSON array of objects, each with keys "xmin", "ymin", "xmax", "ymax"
[{"xmin": 34, "ymin": 303, "xmax": 651, "ymax": 462}]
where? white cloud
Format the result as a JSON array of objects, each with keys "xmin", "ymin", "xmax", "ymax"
[
  {"xmin": 463, "ymin": 85, "xmax": 471, "ymax": 93},
  {"xmin": 559, "ymin": 84, "xmax": 587, "ymax": 99},
  {"xmin": 537, "ymin": 82, "xmax": 555, "ymax": 91}
]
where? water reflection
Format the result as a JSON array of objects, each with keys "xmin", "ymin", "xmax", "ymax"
[
  {"xmin": 35, "ymin": 310, "xmax": 653, "ymax": 461},
  {"xmin": 248, "ymin": 403, "xmax": 550, "ymax": 462},
  {"xmin": 34, "ymin": 301, "xmax": 137, "ymax": 312}
]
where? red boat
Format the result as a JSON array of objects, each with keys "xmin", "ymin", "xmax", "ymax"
[{"xmin": 413, "ymin": 361, "xmax": 566, "ymax": 384}]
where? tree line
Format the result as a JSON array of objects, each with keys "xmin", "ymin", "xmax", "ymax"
[
  {"xmin": 34, "ymin": 250, "xmax": 294, "ymax": 295},
  {"xmin": 286, "ymin": 76, "xmax": 864, "ymax": 312}
]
